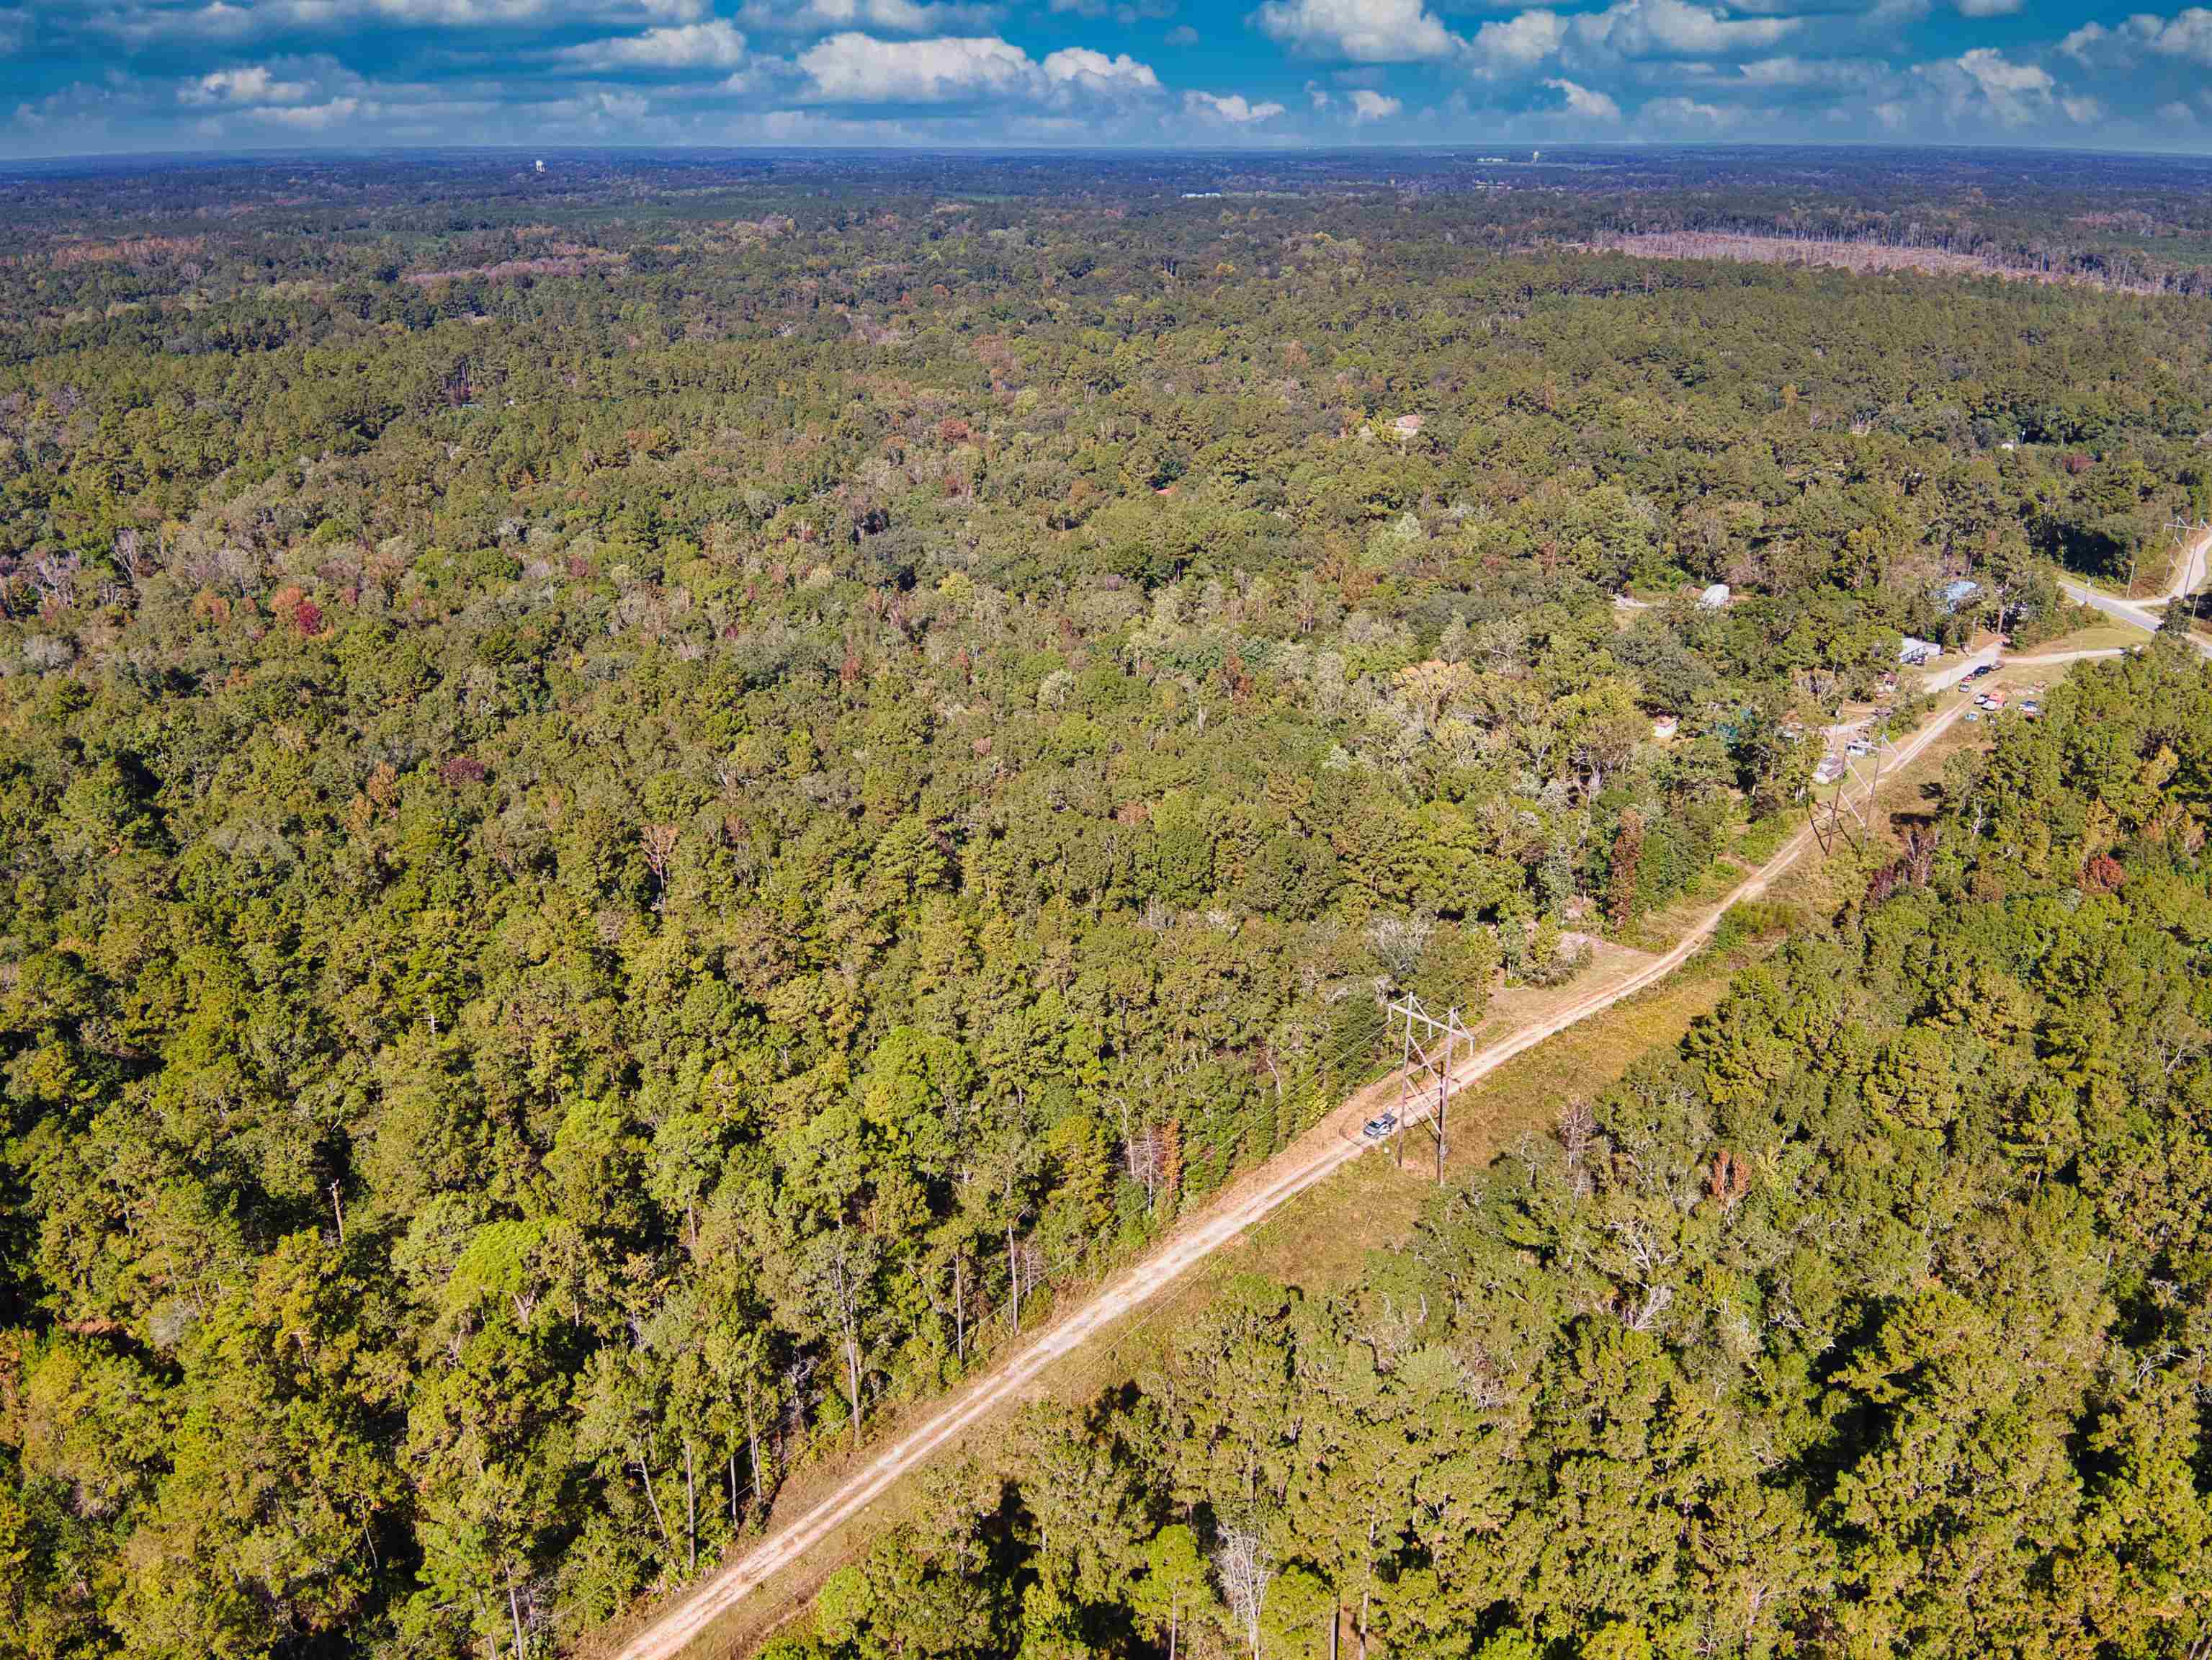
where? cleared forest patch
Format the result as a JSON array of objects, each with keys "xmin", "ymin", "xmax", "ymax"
[{"xmin": 1590, "ymin": 230, "xmax": 2180, "ymax": 293}]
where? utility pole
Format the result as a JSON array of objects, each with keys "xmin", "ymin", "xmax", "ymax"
[
  {"xmin": 2159, "ymin": 516, "xmax": 2191, "ymax": 600},
  {"xmin": 1385, "ymin": 995, "xmax": 1471, "ymax": 1184}
]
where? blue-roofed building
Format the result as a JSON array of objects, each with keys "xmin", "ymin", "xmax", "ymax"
[{"xmin": 1940, "ymin": 579, "xmax": 1982, "ymax": 614}]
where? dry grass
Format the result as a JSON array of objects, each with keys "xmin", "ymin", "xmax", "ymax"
[{"xmin": 2035, "ymin": 624, "xmax": 2147, "ymax": 655}]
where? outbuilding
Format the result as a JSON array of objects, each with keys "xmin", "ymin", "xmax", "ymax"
[
  {"xmin": 1899, "ymin": 635, "xmax": 1942, "ymax": 666},
  {"xmin": 1940, "ymin": 579, "xmax": 1982, "ymax": 614}
]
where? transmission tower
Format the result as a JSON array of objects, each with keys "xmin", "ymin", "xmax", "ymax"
[
  {"xmin": 1808, "ymin": 731, "xmax": 1897, "ymax": 857},
  {"xmin": 1385, "ymin": 994, "xmax": 1472, "ymax": 1184}
]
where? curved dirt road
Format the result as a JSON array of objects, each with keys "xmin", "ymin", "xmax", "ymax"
[{"xmin": 612, "ymin": 643, "xmax": 2093, "ymax": 1660}]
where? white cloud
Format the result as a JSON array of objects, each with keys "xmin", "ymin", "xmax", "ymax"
[
  {"xmin": 1734, "ymin": 53, "xmax": 1884, "ymax": 88},
  {"xmin": 2058, "ymin": 22, "xmax": 2109, "ymax": 63},
  {"xmin": 180, "ymin": 64, "xmax": 311, "ymax": 102},
  {"xmin": 1468, "ymin": 10, "xmax": 1566, "ymax": 72},
  {"xmin": 2132, "ymin": 7, "xmax": 2212, "ymax": 66},
  {"xmin": 1047, "ymin": 0, "xmax": 1176, "ymax": 17},
  {"xmin": 1545, "ymin": 76, "xmax": 1621, "ymax": 119},
  {"xmin": 559, "ymin": 18, "xmax": 745, "ymax": 68},
  {"xmin": 791, "ymin": 32, "xmax": 1158, "ymax": 103},
  {"xmin": 1956, "ymin": 45, "xmax": 2050, "ymax": 97},
  {"xmin": 545, "ymin": 86, "xmax": 653, "ymax": 122},
  {"xmin": 797, "ymin": 31, "xmax": 1033, "ymax": 99},
  {"xmin": 1039, "ymin": 45, "xmax": 1160, "ymax": 94},
  {"xmin": 1952, "ymin": 0, "xmax": 2022, "ymax": 14},
  {"xmin": 1912, "ymin": 45, "xmax": 2058, "ymax": 128},
  {"xmin": 1572, "ymin": 0, "xmax": 1796, "ymax": 60},
  {"xmin": 1183, "ymin": 89, "xmax": 1286, "ymax": 123},
  {"xmin": 1464, "ymin": 0, "xmax": 1794, "ymax": 79},
  {"xmin": 1166, "ymin": 22, "xmax": 1197, "ymax": 45},
  {"xmin": 738, "ymin": 0, "xmax": 996, "ymax": 33},
  {"xmin": 1643, "ymin": 93, "xmax": 1730, "ymax": 125},
  {"xmin": 247, "ymin": 94, "xmax": 361, "ymax": 125},
  {"xmin": 1349, "ymin": 88, "xmax": 1402, "ymax": 120},
  {"xmin": 90, "ymin": 0, "xmax": 711, "ymax": 43},
  {"xmin": 754, "ymin": 104, "xmax": 928, "ymax": 140},
  {"xmin": 2064, "ymin": 8, "xmax": 2212, "ymax": 71},
  {"xmin": 1252, "ymin": 0, "xmax": 1459, "ymax": 63}
]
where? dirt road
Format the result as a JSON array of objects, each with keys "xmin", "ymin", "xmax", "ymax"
[{"xmin": 612, "ymin": 643, "xmax": 2081, "ymax": 1660}]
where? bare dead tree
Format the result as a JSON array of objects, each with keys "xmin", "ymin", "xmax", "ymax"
[
  {"xmin": 29, "ymin": 550, "xmax": 79, "ymax": 610},
  {"xmin": 641, "ymin": 823, "xmax": 679, "ymax": 910},
  {"xmin": 1214, "ymin": 1524, "xmax": 1276, "ymax": 1660},
  {"xmin": 1557, "ymin": 1100, "xmax": 1598, "ymax": 1197},
  {"xmin": 112, "ymin": 527, "xmax": 156, "ymax": 590}
]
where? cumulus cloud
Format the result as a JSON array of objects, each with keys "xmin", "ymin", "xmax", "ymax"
[
  {"xmin": 1467, "ymin": 0, "xmax": 1794, "ymax": 79},
  {"xmin": 1039, "ymin": 45, "xmax": 1159, "ymax": 94},
  {"xmin": 1253, "ymin": 0, "xmax": 1459, "ymax": 63},
  {"xmin": 797, "ymin": 32, "xmax": 1033, "ymax": 98},
  {"xmin": 1734, "ymin": 53, "xmax": 1885, "ymax": 88},
  {"xmin": 2126, "ymin": 8, "xmax": 2212, "ymax": 66},
  {"xmin": 90, "ymin": 0, "xmax": 714, "ymax": 43},
  {"xmin": 558, "ymin": 18, "xmax": 745, "ymax": 69},
  {"xmin": 1909, "ymin": 45, "xmax": 2088, "ymax": 129},
  {"xmin": 248, "ymin": 94, "xmax": 362, "ymax": 125},
  {"xmin": 794, "ymin": 32, "xmax": 1158, "ymax": 103},
  {"xmin": 1573, "ymin": 0, "xmax": 1797, "ymax": 60},
  {"xmin": 1183, "ymin": 88, "xmax": 1286, "ymax": 122},
  {"xmin": 1643, "ymin": 92, "xmax": 1730, "ymax": 126},
  {"xmin": 180, "ymin": 63, "xmax": 311, "ymax": 102},
  {"xmin": 1469, "ymin": 10, "xmax": 1567, "ymax": 72},
  {"xmin": 2057, "ymin": 21, "xmax": 2110, "ymax": 63},
  {"xmin": 1047, "ymin": 0, "xmax": 1176, "ymax": 17},
  {"xmin": 737, "ymin": 0, "xmax": 997, "ymax": 34},
  {"xmin": 1544, "ymin": 76, "xmax": 1621, "ymax": 119},
  {"xmin": 1350, "ymin": 88, "xmax": 1402, "ymax": 120}
]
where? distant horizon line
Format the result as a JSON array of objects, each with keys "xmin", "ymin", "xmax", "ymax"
[{"xmin": 6, "ymin": 138, "xmax": 2212, "ymax": 174}]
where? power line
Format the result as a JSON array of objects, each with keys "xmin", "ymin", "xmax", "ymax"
[{"xmin": 1384, "ymin": 993, "xmax": 1474, "ymax": 1184}]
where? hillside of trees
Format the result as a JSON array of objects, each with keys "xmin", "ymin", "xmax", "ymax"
[
  {"xmin": 0, "ymin": 151, "xmax": 2204, "ymax": 1659},
  {"xmin": 785, "ymin": 635, "xmax": 2212, "ymax": 1660}
]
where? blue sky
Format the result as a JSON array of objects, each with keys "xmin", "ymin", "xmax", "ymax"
[{"xmin": 0, "ymin": 0, "xmax": 2185, "ymax": 159}]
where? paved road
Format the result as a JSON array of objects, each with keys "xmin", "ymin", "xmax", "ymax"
[
  {"xmin": 2057, "ymin": 526, "xmax": 2211, "ymax": 656},
  {"xmin": 610, "ymin": 641, "xmax": 2028, "ymax": 1660}
]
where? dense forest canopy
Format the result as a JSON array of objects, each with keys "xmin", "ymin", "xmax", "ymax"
[
  {"xmin": 794, "ymin": 635, "xmax": 2212, "ymax": 1660},
  {"xmin": 0, "ymin": 148, "xmax": 2203, "ymax": 1660}
]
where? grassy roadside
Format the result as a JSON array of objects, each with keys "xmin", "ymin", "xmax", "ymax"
[
  {"xmin": 674, "ymin": 954, "xmax": 1745, "ymax": 1660},
  {"xmin": 663, "ymin": 630, "xmax": 2125, "ymax": 1660}
]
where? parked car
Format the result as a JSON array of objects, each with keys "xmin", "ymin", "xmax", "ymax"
[{"xmin": 1363, "ymin": 1113, "xmax": 1397, "ymax": 1140}]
